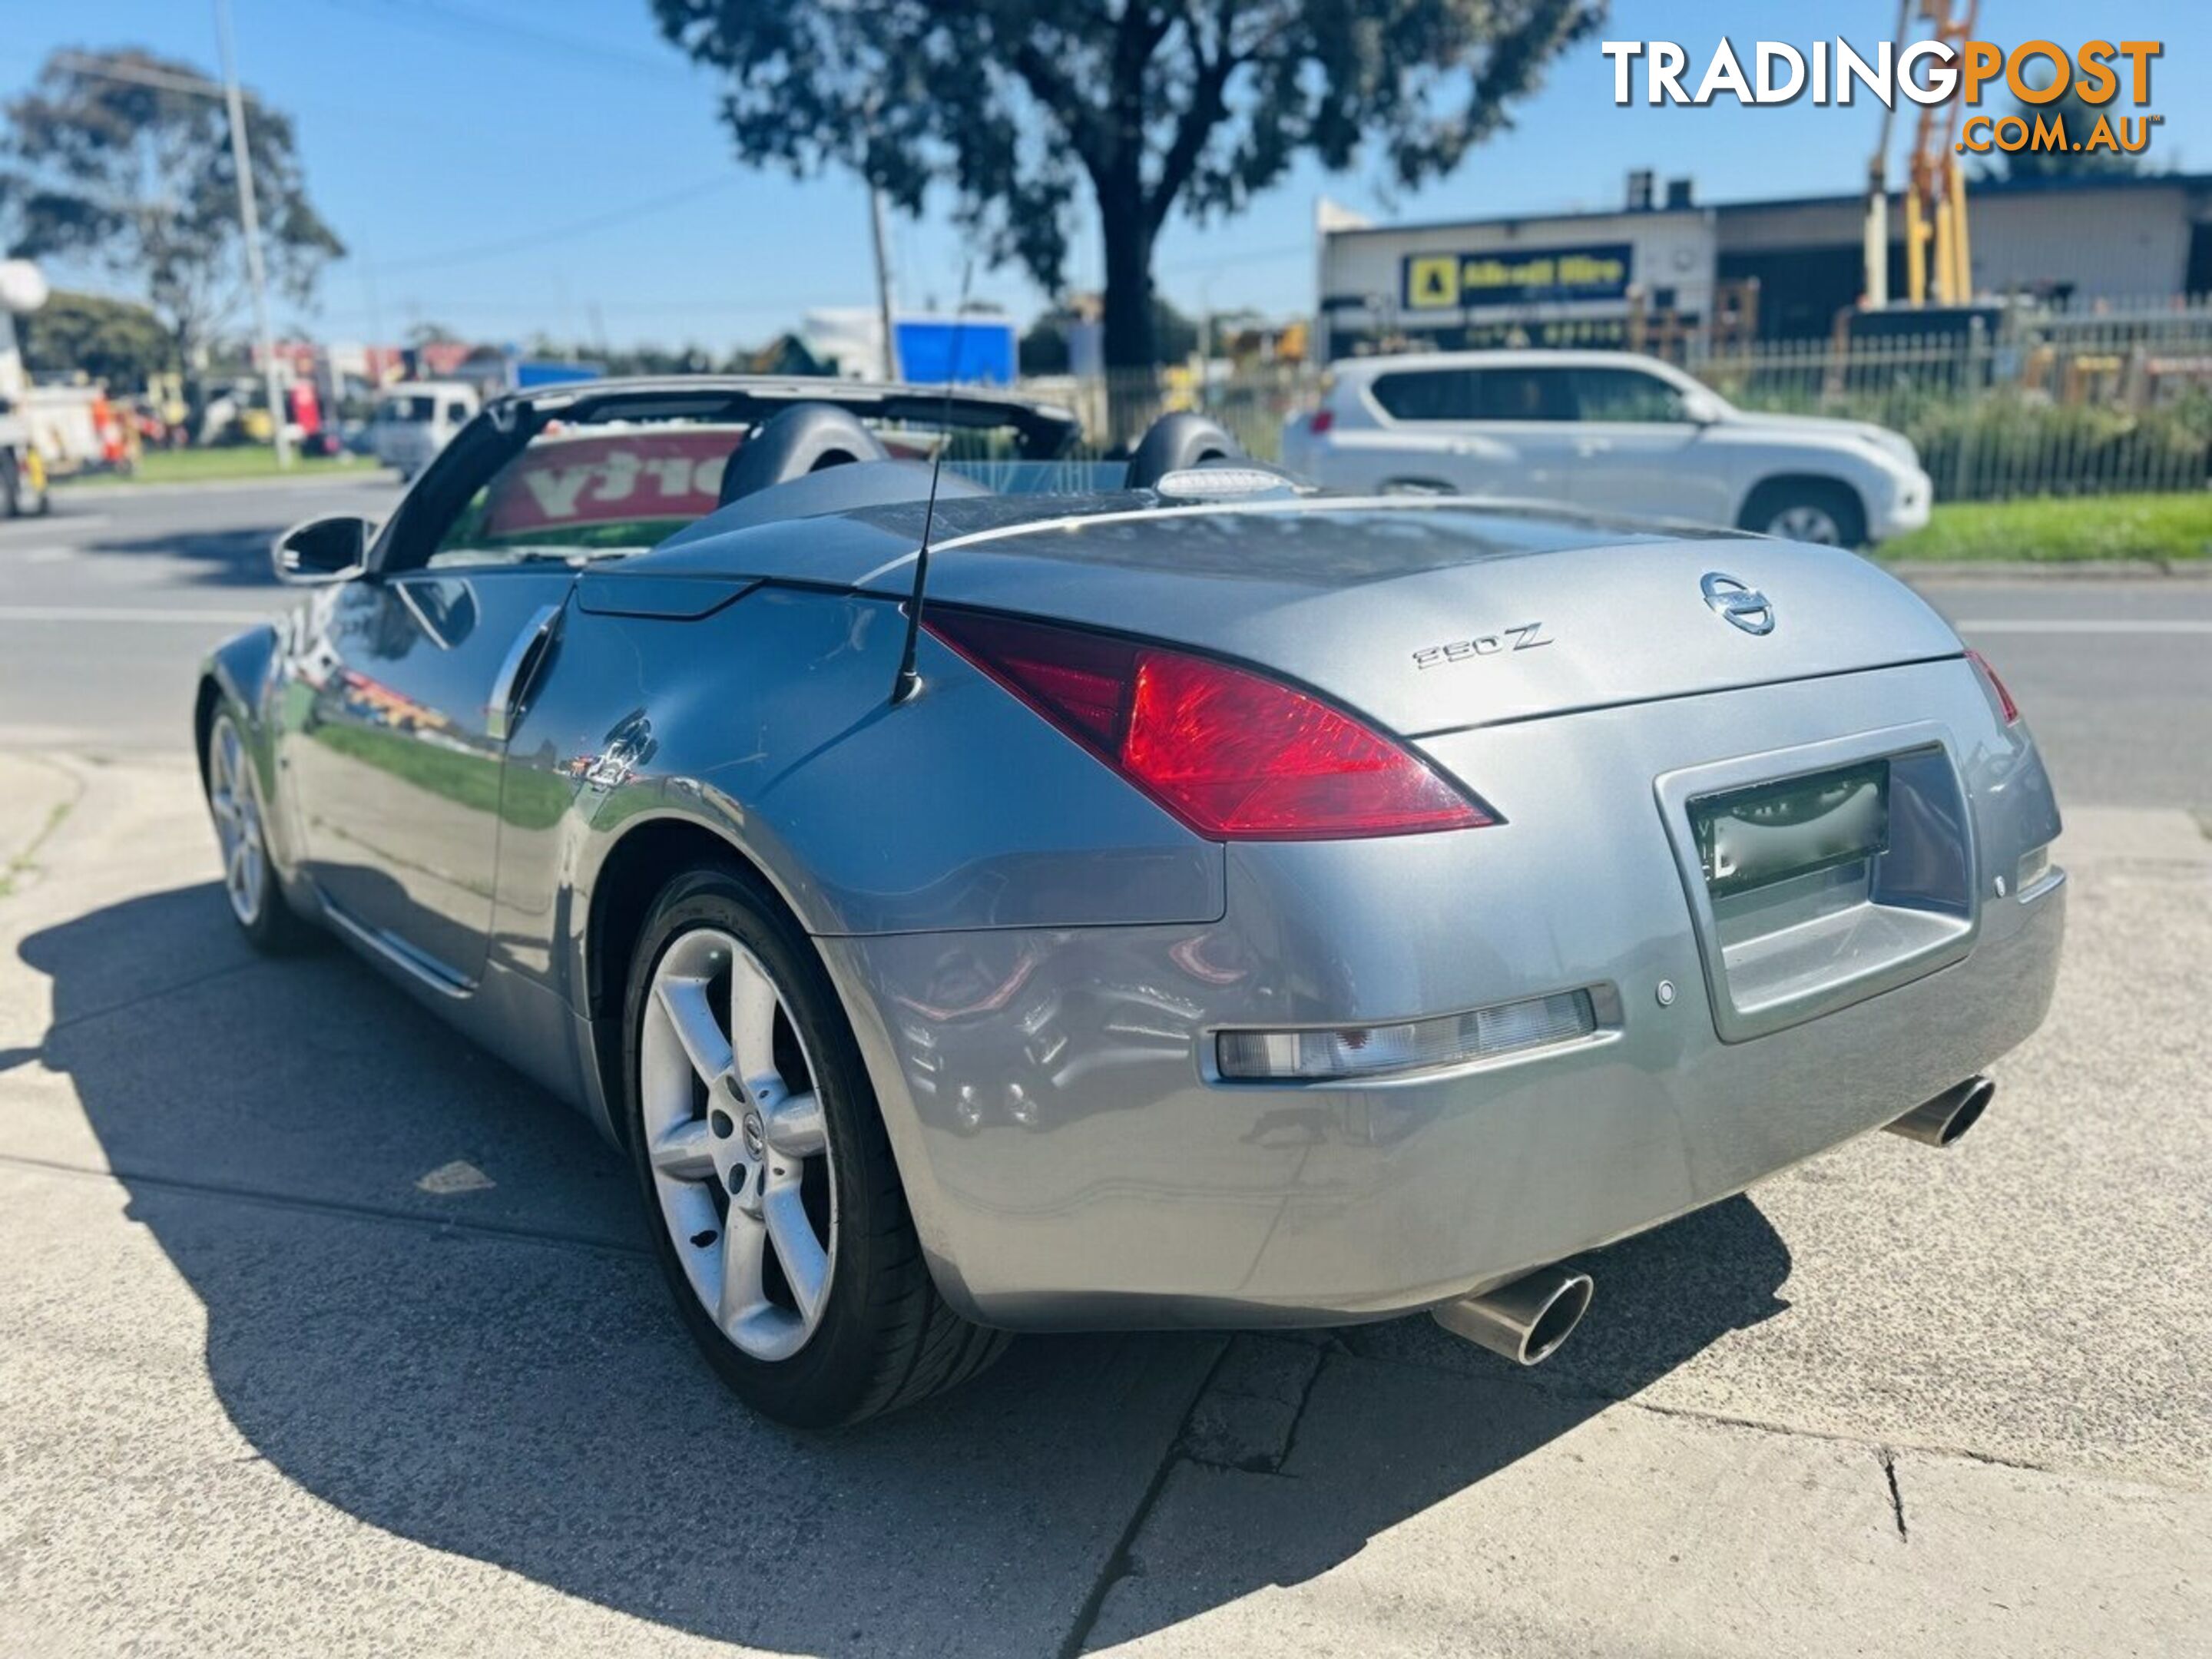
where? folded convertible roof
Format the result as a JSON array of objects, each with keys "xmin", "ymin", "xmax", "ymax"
[{"xmin": 498, "ymin": 375, "xmax": 1084, "ymax": 461}]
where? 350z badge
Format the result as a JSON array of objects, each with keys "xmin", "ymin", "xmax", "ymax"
[{"xmin": 1412, "ymin": 622, "xmax": 1554, "ymax": 670}]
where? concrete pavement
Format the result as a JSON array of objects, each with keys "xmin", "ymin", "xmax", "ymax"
[{"xmin": 2, "ymin": 751, "xmax": 2206, "ymax": 1657}]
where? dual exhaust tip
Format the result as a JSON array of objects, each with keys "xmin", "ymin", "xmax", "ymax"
[{"xmin": 1430, "ymin": 1075, "xmax": 1996, "ymax": 1367}]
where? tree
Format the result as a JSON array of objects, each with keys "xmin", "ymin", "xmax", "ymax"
[
  {"xmin": 651, "ymin": 1, "xmax": 1598, "ymax": 372},
  {"xmin": 1022, "ymin": 293, "xmax": 1199, "ymax": 373},
  {"xmin": 14, "ymin": 288, "xmax": 175, "ymax": 388},
  {"xmin": 2, "ymin": 48, "xmax": 343, "ymax": 395}
]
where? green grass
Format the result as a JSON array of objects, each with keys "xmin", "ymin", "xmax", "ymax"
[
  {"xmin": 0, "ymin": 796, "xmax": 76, "ymax": 900},
  {"xmin": 69, "ymin": 447, "xmax": 379, "ymax": 487},
  {"xmin": 1879, "ymin": 493, "xmax": 2212, "ymax": 564}
]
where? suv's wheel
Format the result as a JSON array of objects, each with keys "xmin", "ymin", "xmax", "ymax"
[
  {"xmin": 622, "ymin": 865, "xmax": 1008, "ymax": 1426},
  {"xmin": 203, "ymin": 710, "xmax": 315, "ymax": 952},
  {"xmin": 1740, "ymin": 479, "xmax": 1866, "ymax": 548}
]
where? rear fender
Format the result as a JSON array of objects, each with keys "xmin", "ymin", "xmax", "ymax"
[{"xmin": 518, "ymin": 582, "xmax": 1224, "ymax": 1284}]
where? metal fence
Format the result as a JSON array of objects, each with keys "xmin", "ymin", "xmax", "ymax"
[{"xmin": 1022, "ymin": 299, "xmax": 2212, "ymax": 504}]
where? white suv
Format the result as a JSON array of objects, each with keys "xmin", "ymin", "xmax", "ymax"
[{"xmin": 1281, "ymin": 349, "xmax": 1932, "ymax": 547}]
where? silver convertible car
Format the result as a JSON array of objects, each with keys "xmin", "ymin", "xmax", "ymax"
[{"xmin": 196, "ymin": 377, "xmax": 2065, "ymax": 1426}]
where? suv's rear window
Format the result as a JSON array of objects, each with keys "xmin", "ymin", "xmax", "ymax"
[{"xmin": 1369, "ymin": 367, "xmax": 1571, "ymax": 422}]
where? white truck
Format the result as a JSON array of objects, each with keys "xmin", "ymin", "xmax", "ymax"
[{"xmin": 368, "ymin": 381, "xmax": 481, "ymax": 480}]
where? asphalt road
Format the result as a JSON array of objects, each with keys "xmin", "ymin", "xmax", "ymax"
[
  {"xmin": 0, "ymin": 474, "xmax": 401, "ymax": 751},
  {"xmin": 2, "ymin": 478, "xmax": 2208, "ymax": 815},
  {"xmin": 2, "ymin": 480, "xmax": 2208, "ymax": 1655}
]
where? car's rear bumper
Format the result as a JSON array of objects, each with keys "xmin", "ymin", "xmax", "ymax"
[{"xmin": 818, "ymin": 658, "xmax": 2064, "ymax": 1330}]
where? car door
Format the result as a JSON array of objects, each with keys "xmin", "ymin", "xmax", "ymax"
[
  {"xmin": 1365, "ymin": 365, "xmax": 1579, "ymax": 502},
  {"xmin": 1561, "ymin": 366, "xmax": 1734, "ymax": 525},
  {"xmin": 290, "ymin": 454, "xmax": 575, "ymax": 988}
]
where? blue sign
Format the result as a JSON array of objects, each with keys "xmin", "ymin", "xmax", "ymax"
[
  {"xmin": 513, "ymin": 359, "xmax": 604, "ymax": 389},
  {"xmin": 895, "ymin": 316, "xmax": 1018, "ymax": 386}
]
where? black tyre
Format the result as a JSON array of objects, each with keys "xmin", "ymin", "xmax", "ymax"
[
  {"xmin": 621, "ymin": 863, "xmax": 1008, "ymax": 1426},
  {"xmin": 202, "ymin": 709, "xmax": 316, "ymax": 953},
  {"xmin": 0, "ymin": 448, "xmax": 43, "ymax": 518},
  {"xmin": 1740, "ymin": 478, "xmax": 1866, "ymax": 548}
]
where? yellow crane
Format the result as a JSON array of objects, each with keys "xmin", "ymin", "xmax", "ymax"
[{"xmin": 1866, "ymin": 0, "xmax": 1979, "ymax": 308}]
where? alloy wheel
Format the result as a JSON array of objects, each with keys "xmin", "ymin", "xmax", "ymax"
[
  {"xmin": 640, "ymin": 926, "xmax": 836, "ymax": 1363},
  {"xmin": 1767, "ymin": 504, "xmax": 1843, "ymax": 545},
  {"xmin": 208, "ymin": 715, "xmax": 267, "ymax": 926}
]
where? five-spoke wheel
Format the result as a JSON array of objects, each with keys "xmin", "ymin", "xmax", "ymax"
[
  {"xmin": 622, "ymin": 864, "xmax": 1009, "ymax": 1426},
  {"xmin": 202, "ymin": 707, "xmax": 311, "ymax": 952},
  {"xmin": 207, "ymin": 714, "xmax": 268, "ymax": 927},
  {"xmin": 640, "ymin": 926, "xmax": 836, "ymax": 1363}
]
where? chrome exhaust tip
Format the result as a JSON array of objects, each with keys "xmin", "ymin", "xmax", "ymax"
[
  {"xmin": 1432, "ymin": 1266, "xmax": 1594, "ymax": 1366},
  {"xmin": 1886, "ymin": 1075, "xmax": 1996, "ymax": 1147}
]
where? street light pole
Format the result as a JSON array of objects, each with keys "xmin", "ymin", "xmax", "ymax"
[
  {"xmin": 213, "ymin": 0, "xmax": 290, "ymax": 467},
  {"xmin": 869, "ymin": 185, "xmax": 901, "ymax": 383}
]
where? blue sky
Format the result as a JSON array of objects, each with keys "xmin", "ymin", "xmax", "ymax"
[{"xmin": 3, "ymin": 2, "xmax": 2201, "ymax": 350}]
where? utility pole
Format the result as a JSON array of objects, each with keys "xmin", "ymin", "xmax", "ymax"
[
  {"xmin": 214, "ymin": 0, "xmax": 290, "ymax": 467},
  {"xmin": 869, "ymin": 185, "xmax": 901, "ymax": 382}
]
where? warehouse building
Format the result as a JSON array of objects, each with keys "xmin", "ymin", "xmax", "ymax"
[{"xmin": 1315, "ymin": 170, "xmax": 2212, "ymax": 359}]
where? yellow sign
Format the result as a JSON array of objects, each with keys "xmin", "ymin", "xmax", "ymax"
[
  {"xmin": 1406, "ymin": 255, "xmax": 1462, "ymax": 310},
  {"xmin": 1402, "ymin": 243, "xmax": 1634, "ymax": 310}
]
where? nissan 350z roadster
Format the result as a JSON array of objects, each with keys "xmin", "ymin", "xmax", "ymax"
[{"xmin": 196, "ymin": 377, "xmax": 2064, "ymax": 1426}]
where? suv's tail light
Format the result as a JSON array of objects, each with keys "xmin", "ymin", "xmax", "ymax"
[
  {"xmin": 1964, "ymin": 648, "xmax": 2020, "ymax": 724},
  {"xmin": 924, "ymin": 611, "xmax": 1495, "ymax": 839},
  {"xmin": 1307, "ymin": 408, "xmax": 1335, "ymax": 435}
]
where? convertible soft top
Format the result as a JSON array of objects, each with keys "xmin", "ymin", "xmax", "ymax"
[{"xmin": 498, "ymin": 375, "xmax": 1085, "ymax": 460}]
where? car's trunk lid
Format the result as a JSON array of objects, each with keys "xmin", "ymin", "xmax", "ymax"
[{"xmin": 854, "ymin": 498, "xmax": 1962, "ymax": 736}]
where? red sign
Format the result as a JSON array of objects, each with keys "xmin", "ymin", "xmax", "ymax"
[{"xmin": 482, "ymin": 428, "xmax": 743, "ymax": 537}]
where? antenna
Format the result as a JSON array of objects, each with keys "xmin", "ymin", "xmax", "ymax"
[{"xmin": 889, "ymin": 260, "xmax": 975, "ymax": 706}]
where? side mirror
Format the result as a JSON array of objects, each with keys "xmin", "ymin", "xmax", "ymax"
[
  {"xmin": 273, "ymin": 515, "xmax": 372, "ymax": 584},
  {"xmin": 1680, "ymin": 391, "xmax": 1724, "ymax": 426}
]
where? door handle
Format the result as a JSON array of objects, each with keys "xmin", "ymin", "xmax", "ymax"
[
  {"xmin": 1575, "ymin": 439, "xmax": 1610, "ymax": 458},
  {"xmin": 485, "ymin": 602, "xmax": 565, "ymax": 742}
]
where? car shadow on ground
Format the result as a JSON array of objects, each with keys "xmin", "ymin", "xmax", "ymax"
[
  {"xmin": 75, "ymin": 522, "xmax": 306, "ymax": 587},
  {"xmin": 21, "ymin": 882, "xmax": 1793, "ymax": 1656}
]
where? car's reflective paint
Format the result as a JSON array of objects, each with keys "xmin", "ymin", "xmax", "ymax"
[{"xmin": 200, "ymin": 378, "xmax": 2063, "ymax": 1333}]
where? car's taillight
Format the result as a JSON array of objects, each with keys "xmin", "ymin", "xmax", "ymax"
[
  {"xmin": 1308, "ymin": 408, "xmax": 1335, "ymax": 435},
  {"xmin": 924, "ymin": 611, "xmax": 1495, "ymax": 839},
  {"xmin": 1964, "ymin": 648, "xmax": 2020, "ymax": 724}
]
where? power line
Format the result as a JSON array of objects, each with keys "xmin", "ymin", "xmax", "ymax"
[
  {"xmin": 1158, "ymin": 240, "xmax": 1313, "ymax": 276},
  {"xmin": 306, "ymin": 0, "xmax": 695, "ymax": 85},
  {"xmin": 365, "ymin": 174, "xmax": 739, "ymax": 273},
  {"xmin": 315, "ymin": 291, "xmax": 860, "ymax": 323}
]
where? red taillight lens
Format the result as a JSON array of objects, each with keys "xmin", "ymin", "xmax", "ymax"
[
  {"xmin": 1964, "ymin": 648, "xmax": 2019, "ymax": 724},
  {"xmin": 925, "ymin": 611, "xmax": 1494, "ymax": 839},
  {"xmin": 1308, "ymin": 408, "xmax": 1335, "ymax": 435}
]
